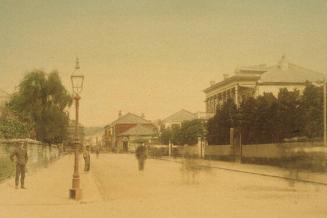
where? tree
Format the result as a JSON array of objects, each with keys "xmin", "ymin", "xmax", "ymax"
[
  {"xmin": 207, "ymin": 99, "xmax": 238, "ymax": 145},
  {"xmin": 178, "ymin": 119, "xmax": 204, "ymax": 145},
  {"xmin": 159, "ymin": 127, "xmax": 171, "ymax": 145},
  {"xmin": 301, "ymin": 84, "xmax": 323, "ymax": 139},
  {"xmin": 276, "ymin": 88, "xmax": 302, "ymax": 141},
  {"xmin": 160, "ymin": 120, "xmax": 204, "ymax": 145},
  {"xmin": 253, "ymin": 93, "xmax": 278, "ymax": 144},
  {"xmin": 7, "ymin": 70, "xmax": 72, "ymax": 144},
  {"xmin": 238, "ymin": 97, "xmax": 257, "ymax": 145}
]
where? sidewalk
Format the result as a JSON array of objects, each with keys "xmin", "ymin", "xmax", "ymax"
[
  {"xmin": 0, "ymin": 154, "xmax": 101, "ymax": 206},
  {"xmin": 160, "ymin": 157, "xmax": 327, "ymax": 185}
]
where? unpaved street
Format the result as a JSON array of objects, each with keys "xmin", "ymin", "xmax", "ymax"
[{"xmin": 1, "ymin": 153, "xmax": 327, "ymax": 218}]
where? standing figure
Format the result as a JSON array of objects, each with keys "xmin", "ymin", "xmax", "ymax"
[
  {"xmin": 95, "ymin": 146, "xmax": 100, "ymax": 158},
  {"xmin": 10, "ymin": 142, "xmax": 28, "ymax": 189},
  {"xmin": 135, "ymin": 143, "xmax": 147, "ymax": 171},
  {"xmin": 83, "ymin": 146, "xmax": 91, "ymax": 172}
]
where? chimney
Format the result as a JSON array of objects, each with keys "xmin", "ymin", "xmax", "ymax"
[
  {"xmin": 209, "ymin": 81, "xmax": 215, "ymax": 86},
  {"xmin": 118, "ymin": 110, "xmax": 122, "ymax": 117},
  {"xmin": 278, "ymin": 54, "xmax": 288, "ymax": 70},
  {"xmin": 223, "ymin": 74, "xmax": 229, "ymax": 80}
]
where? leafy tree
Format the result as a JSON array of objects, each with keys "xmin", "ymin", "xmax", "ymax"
[
  {"xmin": 159, "ymin": 127, "xmax": 171, "ymax": 145},
  {"xmin": 253, "ymin": 93, "xmax": 278, "ymax": 143},
  {"xmin": 276, "ymin": 88, "xmax": 302, "ymax": 141},
  {"xmin": 301, "ymin": 84, "xmax": 323, "ymax": 139},
  {"xmin": 7, "ymin": 70, "xmax": 72, "ymax": 144},
  {"xmin": 0, "ymin": 118, "xmax": 29, "ymax": 139},
  {"xmin": 160, "ymin": 120, "xmax": 204, "ymax": 145},
  {"xmin": 178, "ymin": 119, "xmax": 204, "ymax": 145},
  {"xmin": 238, "ymin": 97, "xmax": 257, "ymax": 145},
  {"xmin": 207, "ymin": 99, "xmax": 237, "ymax": 145}
]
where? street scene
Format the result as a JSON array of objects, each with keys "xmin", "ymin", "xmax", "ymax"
[{"xmin": 1, "ymin": 0, "xmax": 327, "ymax": 218}]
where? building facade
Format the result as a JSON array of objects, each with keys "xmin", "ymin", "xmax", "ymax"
[
  {"xmin": 204, "ymin": 56, "xmax": 325, "ymax": 113},
  {"xmin": 104, "ymin": 113, "xmax": 158, "ymax": 152}
]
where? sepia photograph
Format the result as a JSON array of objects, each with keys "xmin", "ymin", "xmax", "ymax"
[{"xmin": 1, "ymin": 0, "xmax": 327, "ymax": 217}]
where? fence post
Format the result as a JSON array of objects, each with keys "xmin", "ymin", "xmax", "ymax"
[
  {"xmin": 198, "ymin": 136, "xmax": 202, "ymax": 158},
  {"xmin": 168, "ymin": 140, "xmax": 172, "ymax": 157}
]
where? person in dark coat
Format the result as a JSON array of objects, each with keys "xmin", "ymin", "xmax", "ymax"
[
  {"xmin": 10, "ymin": 142, "xmax": 28, "ymax": 189},
  {"xmin": 83, "ymin": 146, "xmax": 91, "ymax": 172},
  {"xmin": 135, "ymin": 143, "xmax": 147, "ymax": 171}
]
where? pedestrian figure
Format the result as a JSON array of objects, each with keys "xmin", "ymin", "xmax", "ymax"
[
  {"xmin": 10, "ymin": 142, "xmax": 28, "ymax": 189},
  {"xmin": 83, "ymin": 146, "xmax": 91, "ymax": 172},
  {"xmin": 96, "ymin": 146, "xmax": 100, "ymax": 159},
  {"xmin": 181, "ymin": 150, "xmax": 200, "ymax": 184},
  {"xmin": 135, "ymin": 143, "xmax": 147, "ymax": 171}
]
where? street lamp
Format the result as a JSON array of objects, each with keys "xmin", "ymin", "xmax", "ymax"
[{"xmin": 69, "ymin": 58, "xmax": 84, "ymax": 200}]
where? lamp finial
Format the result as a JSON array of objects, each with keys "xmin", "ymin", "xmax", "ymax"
[{"xmin": 75, "ymin": 58, "xmax": 80, "ymax": 70}]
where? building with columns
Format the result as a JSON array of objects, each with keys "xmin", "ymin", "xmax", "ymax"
[{"xmin": 204, "ymin": 56, "xmax": 325, "ymax": 113}]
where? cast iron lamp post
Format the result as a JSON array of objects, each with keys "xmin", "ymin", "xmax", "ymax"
[{"xmin": 69, "ymin": 58, "xmax": 84, "ymax": 200}]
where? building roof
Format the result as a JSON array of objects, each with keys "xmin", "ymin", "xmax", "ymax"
[
  {"xmin": 162, "ymin": 109, "xmax": 196, "ymax": 123},
  {"xmin": 119, "ymin": 124, "xmax": 157, "ymax": 136},
  {"xmin": 259, "ymin": 62, "xmax": 325, "ymax": 83},
  {"xmin": 204, "ymin": 56, "xmax": 326, "ymax": 93},
  {"xmin": 108, "ymin": 112, "xmax": 151, "ymax": 127}
]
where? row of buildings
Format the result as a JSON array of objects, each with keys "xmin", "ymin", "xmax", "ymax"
[
  {"xmin": 102, "ymin": 109, "xmax": 209, "ymax": 152},
  {"xmin": 102, "ymin": 55, "xmax": 325, "ymax": 151}
]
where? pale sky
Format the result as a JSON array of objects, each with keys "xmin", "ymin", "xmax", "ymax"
[{"xmin": 1, "ymin": 0, "xmax": 327, "ymax": 127}]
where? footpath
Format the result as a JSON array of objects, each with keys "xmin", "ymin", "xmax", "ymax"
[
  {"xmin": 160, "ymin": 156, "xmax": 327, "ymax": 186},
  {"xmin": 0, "ymin": 154, "xmax": 101, "ymax": 206}
]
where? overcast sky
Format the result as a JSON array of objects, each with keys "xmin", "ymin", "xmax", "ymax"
[{"xmin": 1, "ymin": 0, "xmax": 327, "ymax": 127}]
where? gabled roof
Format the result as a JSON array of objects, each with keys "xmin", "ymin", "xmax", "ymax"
[
  {"xmin": 163, "ymin": 109, "xmax": 196, "ymax": 123},
  {"xmin": 259, "ymin": 62, "xmax": 325, "ymax": 83},
  {"xmin": 110, "ymin": 113, "xmax": 151, "ymax": 127},
  {"xmin": 119, "ymin": 124, "xmax": 157, "ymax": 136},
  {"xmin": 204, "ymin": 56, "xmax": 326, "ymax": 93}
]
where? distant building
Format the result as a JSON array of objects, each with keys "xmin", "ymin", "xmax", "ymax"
[
  {"xmin": 204, "ymin": 56, "xmax": 325, "ymax": 113},
  {"xmin": 64, "ymin": 120, "xmax": 85, "ymax": 149},
  {"xmin": 162, "ymin": 109, "xmax": 195, "ymax": 129},
  {"xmin": 104, "ymin": 112, "xmax": 158, "ymax": 152},
  {"xmin": 162, "ymin": 109, "xmax": 213, "ymax": 129}
]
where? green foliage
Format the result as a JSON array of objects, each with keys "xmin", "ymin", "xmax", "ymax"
[
  {"xmin": 160, "ymin": 120, "xmax": 204, "ymax": 145},
  {"xmin": 0, "ymin": 118, "xmax": 29, "ymax": 139},
  {"xmin": 7, "ymin": 70, "xmax": 72, "ymax": 144},
  {"xmin": 207, "ymin": 99, "xmax": 237, "ymax": 145},
  {"xmin": 208, "ymin": 84, "xmax": 324, "ymax": 145},
  {"xmin": 301, "ymin": 84, "xmax": 323, "ymax": 138}
]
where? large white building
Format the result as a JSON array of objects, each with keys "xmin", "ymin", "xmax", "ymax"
[{"xmin": 204, "ymin": 56, "xmax": 325, "ymax": 113}]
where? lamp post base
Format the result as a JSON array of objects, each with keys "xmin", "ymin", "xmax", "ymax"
[{"xmin": 69, "ymin": 188, "xmax": 82, "ymax": 200}]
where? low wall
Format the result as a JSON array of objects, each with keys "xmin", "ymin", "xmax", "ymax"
[
  {"xmin": 147, "ymin": 144, "xmax": 199, "ymax": 158},
  {"xmin": 205, "ymin": 145, "xmax": 232, "ymax": 157},
  {"xmin": 148, "ymin": 141, "xmax": 325, "ymax": 162},
  {"xmin": 242, "ymin": 141, "xmax": 323, "ymax": 159}
]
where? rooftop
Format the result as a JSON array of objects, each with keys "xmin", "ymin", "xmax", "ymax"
[
  {"xmin": 106, "ymin": 112, "xmax": 151, "ymax": 128},
  {"xmin": 162, "ymin": 109, "xmax": 196, "ymax": 123},
  {"xmin": 118, "ymin": 124, "xmax": 157, "ymax": 136}
]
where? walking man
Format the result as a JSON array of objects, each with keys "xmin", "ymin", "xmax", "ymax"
[
  {"xmin": 10, "ymin": 142, "xmax": 28, "ymax": 189},
  {"xmin": 135, "ymin": 143, "xmax": 147, "ymax": 171},
  {"xmin": 83, "ymin": 146, "xmax": 91, "ymax": 172}
]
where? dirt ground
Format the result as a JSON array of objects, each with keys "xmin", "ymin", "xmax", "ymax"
[{"xmin": 1, "ymin": 153, "xmax": 327, "ymax": 218}]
